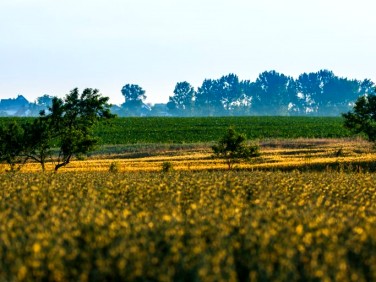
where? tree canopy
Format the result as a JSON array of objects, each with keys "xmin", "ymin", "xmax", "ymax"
[
  {"xmin": 120, "ymin": 84, "xmax": 148, "ymax": 116},
  {"xmin": 167, "ymin": 82, "xmax": 195, "ymax": 116},
  {"xmin": 0, "ymin": 88, "xmax": 115, "ymax": 172},
  {"xmin": 1, "ymin": 70, "xmax": 372, "ymax": 118},
  {"xmin": 165, "ymin": 70, "xmax": 375, "ymax": 117},
  {"xmin": 212, "ymin": 127, "xmax": 260, "ymax": 169},
  {"xmin": 342, "ymin": 92, "xmax": 376, "ymax": 142}
]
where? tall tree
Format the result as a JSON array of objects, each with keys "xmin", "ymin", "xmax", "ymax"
[
  {"xmin": 217, "ymin": 74, "xmax": 244, "ymax": 114},
  {"xmin": 195, "ymin": 79, "xmax": 224, "ymax": 116},
  {"xmin": 36, "ymin": 94, "xmax": 54, "ymax": 108},
  {"xmin": 298, "ymin": 70, "xmax": 375, "ymax": 115},
  {"xmin": 120, "ymin": 84, "xmax": 147, "ymax": 116},
  {"xmin": 167, "ymin": 81, "xmax": 196, "ymax": 116},
  {"xmin": 23, "ymin": 88, "xmax": 115, "ymax": 171},
  {"xmin": 252, "ymin": 71, "xmax": 297, "ymax": 115},
  {"xmin": 50, "ymin": 88, "xmax": 114, "ymax": 171},
  {"xmin": 296, "ymin": 72, "xmax": 323, "ymax": 114}
]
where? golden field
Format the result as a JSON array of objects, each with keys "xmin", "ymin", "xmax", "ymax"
[
  {"xmin": 1, "ymin": 170, "xmax": 376, "ymax": 281},
  {"xmin": 1, "ymin": 138, "xmax": 374, "ymax": 173},
  {"xmin": 1, "ymin": 138, "xmax": 376, "ymax": 281}
]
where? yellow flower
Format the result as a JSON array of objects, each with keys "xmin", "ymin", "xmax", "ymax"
[
  {"xmin": 32, "ymin": 243, "xmax": 41, "ymax": 253},
  {"xmin": 296, "ymin": 225, "xmax": 304, "ymax": 235}
]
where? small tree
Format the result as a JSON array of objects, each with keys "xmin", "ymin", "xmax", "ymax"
[
  {"xmin": 212, "ymin": 128, "xmax": 260, "ymax": 169},
  {"xmin": 342, "ymin": 93, "xmax": 376, "ymax": 142}
]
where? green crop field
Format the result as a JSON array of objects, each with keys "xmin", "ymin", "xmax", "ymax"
[
  {"xmin": 93, "ymin": 116, "xmax": 352, "ymax": 144},
  {"xmin": 0, "ymin": 116, "xmax": 353, "ymax": 145}
]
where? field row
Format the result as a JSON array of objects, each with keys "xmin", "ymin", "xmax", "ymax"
[
  {"xmin": 93, "ymin": 116, "xmax": 352, "ymax": 144},
  {"xmin": 2, "ymin": 138, "xmax": 374, "ymax": 173}
]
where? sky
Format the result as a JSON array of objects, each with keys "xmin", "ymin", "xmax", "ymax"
[{"xmin": 1, "ymin": 0, "xmax": 375, "ymax": 105}]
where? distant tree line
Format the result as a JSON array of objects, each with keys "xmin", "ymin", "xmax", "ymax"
[
  {"xmin": 166, "ymin": 70, "xmax": 374, "ymax": 116},
  {"xmin": 2, "ymin": 70, "xmax": 374, "ymax": 117},
  {"xmin": 116, "ymin": 70, "xmax": 374, "ymax": 117}
]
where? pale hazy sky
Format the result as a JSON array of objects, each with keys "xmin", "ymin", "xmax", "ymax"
[{"xmin": 1, "ymin": 0, "xmax": 375, "ymax": 105}]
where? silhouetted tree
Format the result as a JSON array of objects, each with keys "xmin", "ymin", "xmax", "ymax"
[
  {"xmin": 296, "ymin": 72, "xmax": 323, "ymax": 114},
  {"xmin": 120, "ymin": 84, "xmax": 148, "ymax": 116},
  {"xmin": 50, "ymin": 88, "xmax": 114, "ymax": 171},
  {"xmin": 194, "ymin": 74, "xmax": 248, "ymax": 116},
  {"xmin": 167, "ymin": 81, "xmax": 196, "ymax": 116},
  {"xmin": 217, "ymin": 74, "xmax": 242, "ymax": 112},
  {"xmin": 252, "ymin": 71, "xmax": 297, "ymax": 115},
  {"xmin": 343, "ymin": 92, "xmax": 376, "ymax": 142},
  {"xmin": 21, "ymin": 88, "xmax": 114, "ymax": 171},
  {"xmin": 36, "ymin": 94, "xmax": 54, "ymax": 109},
  {"xmin": 195, "ymin": 79, "xmax": 224, "ymax": 116},
  {"xmin": 298, "ymin": 70, "xmax": 375, "ymax": 115}
]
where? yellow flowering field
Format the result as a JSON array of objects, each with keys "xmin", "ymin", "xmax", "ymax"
[
  {"xmin": 1, "ymin": 138, "xmax": 374, "ymax": 173},
  {"xmin": 1, "ymin": 171, "xmax": 376, "ymax": 281}
]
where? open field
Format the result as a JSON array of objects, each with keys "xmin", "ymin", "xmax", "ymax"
[
  {"xmin": 2, "ymin": 116, "xmax": 376, "ymax": 281},
  {"xmin": 93, "ymin": 116, "xmax": 352, "ymax": 144},
  {"xmin": 2, "ymin": 138, "xmax": 374, "ymax": 173},
  {"xmin": 0, "ymin": 116, "xmax": 352, "ymax": 144},
  {"xmin": 1, "ymin": 170, "xmax": 376, "ymax": 281}
]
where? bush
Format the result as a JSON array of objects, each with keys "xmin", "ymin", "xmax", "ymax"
[
  {"xmin": 109, "ymin": 162, "xmax": 120, "ymax": 173},
  {"xmin": 162, "ymin": 162, "xmax": 173, "ymax": 172},
  {"xmin": 212, "ymin": 127, "xmax": 260, "ymax": 169}
]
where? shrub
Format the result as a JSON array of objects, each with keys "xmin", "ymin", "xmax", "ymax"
[
  {"xmin": 162, "ymin": 161, "xmax": 173, "ymax": 172},
  {"xmin": 212, "ymin": 127, "xmax": 260, "ymax": 169},
  {"xmin": 109, "ymin": 162, "xmax": 120, "ymax": 173}
]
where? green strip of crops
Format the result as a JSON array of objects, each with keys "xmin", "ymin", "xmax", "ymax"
[
  {"xmin": 0, "ymin": 116, "xmax": 352, "ymax": 145},
  {"xmin": 94, "ymin": 116, "xmax": 352, "ymax": 144}
]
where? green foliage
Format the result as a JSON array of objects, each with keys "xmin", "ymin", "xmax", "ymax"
[
  {"xmin": 46, "ymin": 88, "xmax": 115, "ymax": 171},
  {"xmin": 212, "ymin": 128, "xmax": 259, "ymax": 169},
  {"xmin": 167, "ymin": 81, "xmax": 195, "ymax": 116},
  {"xmin": 121, "ymin": 84, "xmax": 146, "ymax": 102},
  {"xmin": 23, "ymin": 116, "xmax": 55, "ymax": 171},
  {"xmin": 0, "ymin": 121, "xmax": 27, "ymax": 172},
  {"xmin": 163, "ymin": 70, "xmax": 374, "ymax": 117},
  {"xmin": 0, "ymin": 88, "xmax": 114, "ymax": 172},
  {"xmin": 343, "ymin": 94, "xmax": 376, "ymax": 142},
  {"xmin": 120, "ymin": 84, "xmax": 147, "ymax": 116}
]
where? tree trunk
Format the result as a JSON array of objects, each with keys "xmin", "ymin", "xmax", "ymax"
[{"xmin": 54, "ymin": 155, "xmax": 71, "ymax": 172}]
